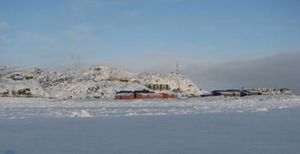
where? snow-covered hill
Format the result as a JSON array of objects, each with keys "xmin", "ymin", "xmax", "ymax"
[{"xmin": 0, "ymin": 65, "xmax": 203, "ymax": 99}]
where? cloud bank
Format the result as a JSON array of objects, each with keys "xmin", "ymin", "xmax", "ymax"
[{"xmin": 183, "ymin": 52, "xmax": 300, "ymax": 94}]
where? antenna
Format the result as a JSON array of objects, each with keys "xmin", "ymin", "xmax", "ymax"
[
  {"xmin": 176, "ymin": 62, "xmax": 180, "ymax": 92},
  {"xmin": 176, "ymin": 62, "xmax": 179, "ymax": 75}
]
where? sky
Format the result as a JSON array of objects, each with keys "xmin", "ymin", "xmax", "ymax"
[{"xmin": 0, "ymin": 0, "xmax": 300, "ymax": 92}]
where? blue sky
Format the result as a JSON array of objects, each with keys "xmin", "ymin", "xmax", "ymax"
[{"xmin": 1, "ymin": 0, "xmax": 300, "ymax": 91}]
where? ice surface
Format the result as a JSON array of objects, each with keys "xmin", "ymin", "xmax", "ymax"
[{"xmin": 0, "ymin": 95, "xmax": 300, "ymax": 119}]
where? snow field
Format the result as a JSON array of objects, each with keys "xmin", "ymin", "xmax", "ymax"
[{"xmin": 0, "ymin": 95, "xmax": 300, "ymax": 119}]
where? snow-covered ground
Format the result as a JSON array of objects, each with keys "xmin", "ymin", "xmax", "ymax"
[
  {"xmin": 1, "ymin": 107, "xmax": 300, "ymax": 154},
  {"xmin": 1, "ymin": 95, "xmax": 300, "ymax": 154},
  {"xmin": 0, "ymin": 95, "xmax": 300, "ymax": 119}
]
